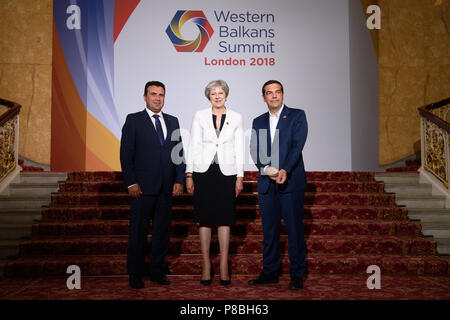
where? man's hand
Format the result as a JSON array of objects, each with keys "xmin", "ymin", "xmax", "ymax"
[
  {"xmin": 128, "ymin": 184, "xmax": 142, "ymax": 199},
  {"xmin": 172, "ymin": 183, "xmax": 184, "ymax": 197},
  {"xmin": 265, "ymin": 166, "xmax": 279, "ymax": 181},
  {"xmin": 235, "ymin": 177, "xmax": 243, "ymax": 197},
  {"xmin": 186, "ymin": 177, "xmax": 194, "ymax": 194},
  {"xmin": 276, "ymin": 169, "xmax": 287, "ymax": 184}
]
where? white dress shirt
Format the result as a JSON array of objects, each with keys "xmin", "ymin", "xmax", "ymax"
[
  {"xmin": 269, "ymin": 104, "xmax": 284, "ymax": 144},
  {"xmin": 146, "ymin": 107, "xmax": 167, "ymax": 140},
  {"xmin": 128, "ymin": 108, "xmax": 167, "ymax": 189},
  {"xmin": 264, "ymin": 104, "xmax": 284, "ymax": 174}
]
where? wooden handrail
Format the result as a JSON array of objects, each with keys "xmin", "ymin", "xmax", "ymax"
[
  {"xmin": 0, "ymin": 98, "xmax": 22, "ymax": 127},
  {"xmin": 421, "ymin": 97, "xmax": 450, "ymax": 111},
  {"xmin": 418, "ymin": 97, "xmax": 450, "ymax": 132}
]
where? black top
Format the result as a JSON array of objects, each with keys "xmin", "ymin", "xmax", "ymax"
[{"xmin": 212, "ymin": 114, "xmax": 226, "ymax": 133}]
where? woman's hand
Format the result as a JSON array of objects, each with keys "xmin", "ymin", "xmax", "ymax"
[
  {"xmin": 235, "ymin": 177, "xmax": 243, "ymax": 197},
  {"xmin": 186, "ymin": 176, "xmax": 194, "ymax": 194}
]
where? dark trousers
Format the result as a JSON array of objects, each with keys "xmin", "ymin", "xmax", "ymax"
[
  {"xmin": 258, "ymin": 182, "xmax": 306, "ymax": 278},
  {"xmin": 127, "ymin": 193, "xmax": 172, "ymax": 276}
]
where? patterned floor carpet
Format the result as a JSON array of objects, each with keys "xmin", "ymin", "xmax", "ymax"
[{"xmin": 1, "ymin": 274, "xmax": 450, "ymax": 300}]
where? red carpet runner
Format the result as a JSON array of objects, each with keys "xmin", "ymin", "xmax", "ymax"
[{"xmin": 2, "ymin": 171, "xmax": 450, "ymax": 299}]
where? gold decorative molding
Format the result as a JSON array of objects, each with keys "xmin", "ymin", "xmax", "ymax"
[
  {"xmin": 419, "ymin": 98, "xmax": 450, "ymax": 189},
  {"xmin": 430, "ymin": 105, "xmax": 450, "ymax": 123},
  {"xmin": 0, "ymin": 116, "xmax": 18, "ymax": 182}
]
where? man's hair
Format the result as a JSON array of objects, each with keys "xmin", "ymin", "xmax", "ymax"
[
  {"xmin": 144, "ymin": 81, "xmax": 166, "ymax": 96},
  {"xmin": 262, "ymin": 80, "xmax": 284, "ymax": 95}
]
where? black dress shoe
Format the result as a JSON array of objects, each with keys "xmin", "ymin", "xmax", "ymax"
[
  {"xmin": 289, "ymin": 277, "xmax": 303, "ymax": 290},
  {"xmin": 200, "ymin": 279, "xmax": 212, "ymax": 285},
  {"xmin": 220, "ymin": 279, "xmax": 231, "ymax": 286},
  {"xmin": 150, "ymin": 274, "xmax": 170, "ymax": 285},
  {"xmin": 220, "ymin": 264, "xmax": 231, "ymax": 286},
  {"xmin": 129, "ymin": 275, "xmax": 144, "ymax": 289},
  {"xmin": 248, "ymin": 274, "xmax": 279, "ymax": 285}
]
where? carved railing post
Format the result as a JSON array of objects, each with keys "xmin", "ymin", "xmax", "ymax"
[
  {"xmin": 0, "ymin": 98, "xmax": 21, "ymax": 194},
  {"xmin": 418, "ymin": 98, "xmax": 450, "ymax": 189}
]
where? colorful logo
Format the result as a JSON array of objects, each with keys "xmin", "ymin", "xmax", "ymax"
[{"xmin": 166, "ymin": 10, "xmax": 214, "ymax": 52}]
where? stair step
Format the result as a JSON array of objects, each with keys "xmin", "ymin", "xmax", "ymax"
[
  {"xmin": 421, "ymin": 222, "xmax": 450, "ymax": 238},
  {"xmin": 375, "ymin": 173, "xmax": 419, "ymax": 184},
  {"xmin": 386, "ymin": 166, "xmax": 420, "ymax": 172},
  {"xmin": 434, "ymin": 238, "xmax": 450, "ymax": 245},
  {"xmin": 0, "ymin": 195, "xmax": 51, "ymax": 209},
  {"xmin": 0, "ymin": 259, "xmax": 9, "ymax": 279},
  {"xmin": 0, "ymin": 208, "xmax": 42, "ymax": 224},
  {"xmin": 301, "ymin": 172, "xmax": 377, "ymax": 182},
  {"xmin": 5, "ymin": 254, "xmax": 448, "ymax": 277},
  {"xmin": 59, "ymin": 180, "xmax": 385, "ymax": 194},
  {"xmin": 19, "ymin": 172, "xmax": 67, "ymax": 184},
  {"xmin": 384, "ymin": 183, "xmax": 432, "ymax": 196},
  {"xmin": 405, "ymin": 159, "xmax": 421, "ymax": 166},
  {"xmin": 434, "ymin": 238, "xmax": 450, "ymax": 255},
  {"xmin": 407, "ymin": 208, "xmax": 450, "ymax": 223},
  {"xmin": 18, "ymin": 235, "xmax": 437, "ymax": 256},
  {"xmin": 0, "ymin": 224, "xmax": 32, "ymax": 240},
  {"xmin": 65, "ymin": 171, "xmax": 377, "ymax": 183},
  {"xmin": 0, "ymin": 240, "xmax": 21, "ymax": 259},
  {"xmin": 50, "ymin": 192, "xmax": 397, "ymax": 207},
  {"xmin": 41, "ymin": 205, "xmax": 408, "ymax": 221},
  {"xmin": 395, "ymin": 195, "xmax": 446, "ymax": 209},
  {"xmin": 9, "ymin": 182, "xmax": 60, "ymax": 197},
  {"xmin": 30, "ymin": 219, "xmax": 422, "ymax": 237}
]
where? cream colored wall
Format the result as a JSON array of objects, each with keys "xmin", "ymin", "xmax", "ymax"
[
  {"xmin": 378, "ymin": 0, "xmax": 450, "ymax": 165},
  {"xmin": 0, "ymin": 0, "xmax": 448, "ymax": 167},
  {"xmin": 0, "ymin": 0, "xmax": 53, "ymax": 165}
]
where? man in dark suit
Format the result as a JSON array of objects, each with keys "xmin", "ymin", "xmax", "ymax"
[
  {"xmin": 120, "ymin": 81, "xmax": 185, "ymax": 289},
  {"xmin": 249, "ymin": 80, "xmax": 308, "ymax": 290}
]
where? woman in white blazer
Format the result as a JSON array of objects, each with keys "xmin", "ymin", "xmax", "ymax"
[{"xmin": 186, "ymin": 80, "xmax": 244, "ymax": 286}]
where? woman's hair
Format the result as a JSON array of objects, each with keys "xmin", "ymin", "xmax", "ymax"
[{"xmin": 204, "ymin": 80, "xmax": 229, "ymax": 100}]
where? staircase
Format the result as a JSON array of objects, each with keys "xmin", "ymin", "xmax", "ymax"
[
  {"xmin": 0, "ymin": 172, "xmax": 67, "ymax": 278},
  {"xmin": 4, "ymin": 171, "xmax": 448, "ymax": 279},
  {"xmin": 376, "ymin": 159, "xmax": 450, "ymax": 262}
]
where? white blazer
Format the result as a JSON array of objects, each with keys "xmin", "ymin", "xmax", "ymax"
[{"xmin": 186, "ymin": 107, "xmax": 244, "ymax": 177}]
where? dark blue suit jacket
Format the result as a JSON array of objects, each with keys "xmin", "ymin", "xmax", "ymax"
[
  {"xmin": 120, "ymin": 109, "xmax": 186, "ymax": 195},
  {"xmin": 250, "ymin": 105, "xmax": 308, "ymax": 194}
]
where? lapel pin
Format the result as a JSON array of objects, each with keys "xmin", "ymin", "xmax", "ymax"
[{"xmin": 283, "ymin": 116, "xmax": 287, "ymax": 119}]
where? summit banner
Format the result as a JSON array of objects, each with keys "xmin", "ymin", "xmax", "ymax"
[{"xmin": 52, "ymin": 0, "xmax": 375, "ymax": 171}]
